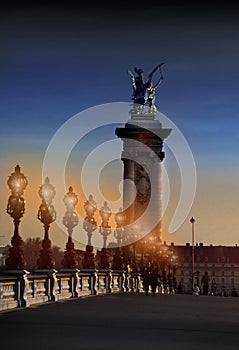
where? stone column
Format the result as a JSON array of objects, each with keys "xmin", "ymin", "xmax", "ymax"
[{"xmin": 115, "ymin": 111, "xmax": 171, "ymax": 245}]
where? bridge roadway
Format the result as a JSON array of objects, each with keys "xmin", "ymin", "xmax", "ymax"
[{"xmin": 0, "ymin": 292, "xmax": 239, "ymax": 350}]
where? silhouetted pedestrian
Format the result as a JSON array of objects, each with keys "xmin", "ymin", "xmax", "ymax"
[
  {"xmin": 149, "ymin": 267, "xmax": 159, "ymax": 296},
  {"xmin": 141, "ymin": 263, "xmax": 158, "ymax": 296},
  {"xmin": 201, "ymin": 271, "xmax": 210, "ymax": 295},
  {"xmin": 177, "ymin": 281, "xmax": 183, "ymax": 294}
]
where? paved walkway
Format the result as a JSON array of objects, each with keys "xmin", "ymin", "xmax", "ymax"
[{"xmin": 1, "ymin": 292, "xmax": 239, "ymax": 350}]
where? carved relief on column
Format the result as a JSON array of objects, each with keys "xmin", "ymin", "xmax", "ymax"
[
  {"xmin": 135, "ymin": 163, "xmax": 151, "ymax": 205},
  {"xmin": 149, "ymin": 154, "xmax": 163, "ymax": 241},
  {"xmin": 122, "ymin": 153, "xmax": 135, "ymax": 224}
]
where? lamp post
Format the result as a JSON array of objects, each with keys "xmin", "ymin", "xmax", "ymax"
[
  {"xmin": 112, "ymin": 208, "xmax": 125, "ymax": 270},
  {"xmin": 138, "ymin": 238, "xmax": 147, "ymax": 271},
  {"xmin": 171, "ymin": 253, "xmax": 178, "ymax": 292},
  {"xmin": 190, "ymin": 216, "xmax": 195, "ymax": 294},
  {"xmin": 167, "ymin": 249, "xmax": 178, "ymax": 294},
  {"xmin": 167, "ymin": 248, "xmax": 174, "ymax": 290},
  {"xmin": 99, "ymin": 201, "xmax": 112, "ymax": 269},
  {"xmin": 159, "ymin": 243, "xmax": 168, "ymax": 290},
  {"xmin": 62, "ymin": 186, "xmax": 78, "ymax": 269},
  {"xmin": 6, "ymin": 165, "xmax": 28, "ymax": 270},
  {"xmin": 37, "ymin": 177, "xmax": 56, "ymax": 269},
  {"xmin": 114, "ymin": 208, "xmax": 125, "ymax": 247},
  {"xmin": 82, "ymin": 194, "xmax": 97, "ymax": 269},
  {"xmin": 122, "ymin": 224, "xmax": 140, "ymax": 272}
]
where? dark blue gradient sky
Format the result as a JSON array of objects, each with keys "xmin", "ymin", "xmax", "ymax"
[{"xmin": 0, "ymin": 3, "xmax": 239, "ymax": 247}]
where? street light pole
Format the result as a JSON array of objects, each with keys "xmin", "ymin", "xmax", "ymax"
[
  {"xmin": 82, "ymin": 194, "xmax": 97, "ymax": 269},
  {"xmin": 99, "ymin": 201, "xmax": 112, "ymax": 269},
  {"xmin": 112, "ymin": 208, "xmax": 125, "ymax": 270},
  {"xmin": 37, "ymin": 177, "xmax": 56, "ymax": 269},
  {"xmin": 62, "ymin": 186, "xmax": 79, "ymax": 269},
  {"xmin": 6, "ymin": 165, "xmax": 28, "ymax": 270},
  {"xmin": 190, "ymin": 217, "xmax": 195, "ymax": 295}
]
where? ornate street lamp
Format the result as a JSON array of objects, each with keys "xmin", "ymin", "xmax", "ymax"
[
  {"xmin": 99, "ymin": 201, "xmax": 112, "ymax": 269},
  {"xmin": 158, "ymin": 243, "xmax": 169, "ymax": 288},
  {"xmin": 6, "ymin": 165, "xmax": 28, "ymax": 270},
  {"xmin": 37, "ymin": 177, "xmax": 56, "ymax": 269},
  {"xmin": 114, "ymin": 208, "xmax": 126, "ymax": 247},
  {"xmin": 142, "ymin": 235, "xmax": 158, "ymax": 267},
  {"xmin": 190, "ymin": 216, "xmax": 195, "ymax": 294},
  {"xmin": 112, "ymin": 208, "xmax": 125, "ymax": 270},
  {"xmin": 137, "ymin": 238, "xmax": 147, "ymax": 272},
  {"xmin": 154, "ymin": 236, "xmax": 162, "ymax": 268},
  {"xmin": 165, "ymin": 247, "xmax": 178, "ymax": 293},
  {"xmin": 171, "ymin": 253, "xmax": 178, "ymax": 292},
  {"xmin": 167, "ymin": 248, "xmax": 173, "ymax": 287},
  {"xmin": 62, "ymin": 186, "xmax": 78, "ymax": 269},
  {"xmin": 82, "ymin": 194, "xmax": 97, "ymax": 269}
]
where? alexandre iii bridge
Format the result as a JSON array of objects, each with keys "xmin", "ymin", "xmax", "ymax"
[
  {"xmin": 1, "ymin": 63, "xmax": 173, "ymax": 310},
  {"xmin": 0, "ymin": 65, "xmax": 239, "ymax": 350}
]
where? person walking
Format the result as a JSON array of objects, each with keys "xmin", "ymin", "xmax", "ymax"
[
  {"xmin": 141, "ymin": 262, "xmax": 159, "ymax": 296},
  {"xmin": 201, "ymin": 271, "xmax": 210, "ymax": 295}
]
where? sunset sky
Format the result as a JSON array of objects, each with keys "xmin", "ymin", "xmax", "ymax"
[{"xmin": 0, "ymin": 3, "xmax": 239, "ymax": 249}]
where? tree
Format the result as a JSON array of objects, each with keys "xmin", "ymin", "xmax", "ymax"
[
  {"xmin": 0, "ymin": 245, "xmax": 10, "ymax": 273},
  {"xmin": 52, "ymin": 245, "xmax": 64, "ymax": 270},
  {"xmin": 24, "ymin": 237, "xmax": 42, "ymax": 272},
  {"xmin": 23, "ymin": 237, "xmax": 64, "ymax": 272}
]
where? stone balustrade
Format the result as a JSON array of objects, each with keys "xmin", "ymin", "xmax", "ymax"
[{"xmin": 0, "ymin": 269, "xmax": 143, "ymax": 311}]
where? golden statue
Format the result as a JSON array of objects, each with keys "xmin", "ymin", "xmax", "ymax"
[{"xmin": 128, "ymin": 63, "xmax": 164, "ymax": 112}]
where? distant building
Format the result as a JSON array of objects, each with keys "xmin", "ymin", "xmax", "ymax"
[{"xmin": 172, "ymin": 242, "xmax": 239, "ymax": 296}]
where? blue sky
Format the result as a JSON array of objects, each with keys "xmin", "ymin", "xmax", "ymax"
[{"xmin": 0, "ymin": 3, "xmax": 239, "ymax": 248}]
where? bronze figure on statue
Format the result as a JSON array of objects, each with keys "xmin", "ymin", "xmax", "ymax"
[{"xmin": 128, "ymin": 63, "xmax": 164, "ymax": 112}]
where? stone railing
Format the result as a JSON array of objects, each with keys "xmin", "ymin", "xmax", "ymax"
[{"xmin": 0, "ymin": 270, "xmax": 143, "ymax": 311}]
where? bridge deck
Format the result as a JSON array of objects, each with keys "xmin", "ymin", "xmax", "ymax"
[{"xmin": 0, "ymin": 292, "xmax": 238, "ymax": 350}]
